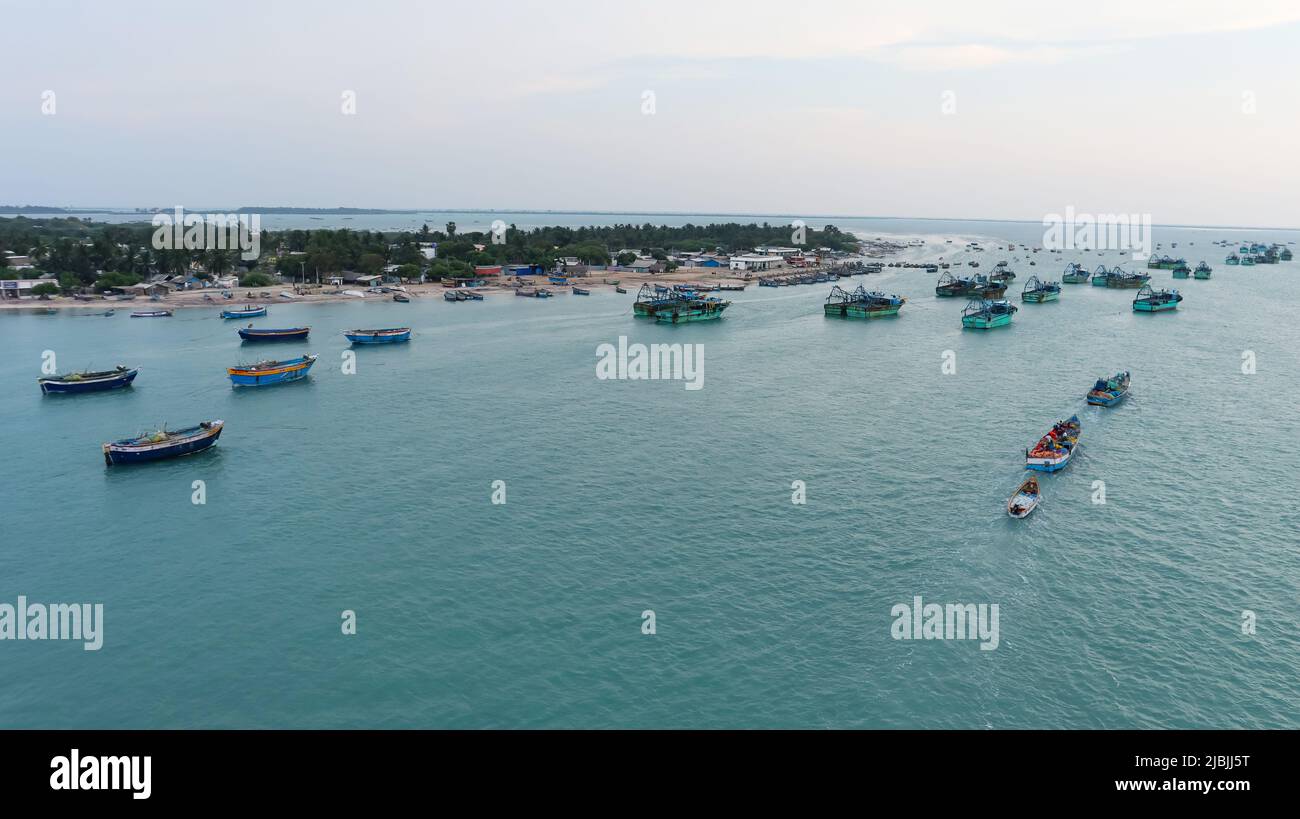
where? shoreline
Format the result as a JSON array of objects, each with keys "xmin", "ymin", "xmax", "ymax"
[{"xmin": 0, "ymin": 269, "xmax": 767, "ymax": 312}]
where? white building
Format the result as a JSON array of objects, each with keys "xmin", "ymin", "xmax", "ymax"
[{"xmin": 729, "ymin": 254, "xmax": 786, "ymax": 272}]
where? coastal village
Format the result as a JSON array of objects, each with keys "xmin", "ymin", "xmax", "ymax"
[{"xmin": 0, "ymin": 219, "xmax": 905, "ymax": 309}]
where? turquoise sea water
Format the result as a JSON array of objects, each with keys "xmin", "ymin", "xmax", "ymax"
[{"xmin": 2, "ymin": 223, "xmax": 1299, "ymax": 728}]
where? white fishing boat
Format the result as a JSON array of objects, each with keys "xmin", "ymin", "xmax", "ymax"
[{"xmin": 1007, "ymin": 475, "xmax": 1041, "ymax": 519}]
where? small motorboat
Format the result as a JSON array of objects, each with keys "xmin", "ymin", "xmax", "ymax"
[
  {"xmin": 238, "ymin": 326, "xmax": 310, "ymax": 341},
  {"xmin": 39, "ymin": 366, "xmax": 139, "ymax": 394},
  {"xmin": 1086, "ymin": 371, "xmax": 1130, "ymax": 407},
  {"xmin": 572, "ymin": 287, "xmax": 591, "ymax": 295},
  {"xmin": 1007, "ymin": 475, "xmax": 1041, "ymax": 518},
  {"xmin": 130, "ymin": 309, "xmax": 172, "ymax": 318},
  {"xmin": 344, "ymin": 327, "xmax": 411, "ymax": 344},
  {"xmin": 221, "ymin": 304, "xmax": 267, "ymax": 319},
  {"xmin": 103, "ymin": 420, "xmax": 223, "ymax": 465},
  {"xmin": 227, "ymin": 355, "xmax": 317, "ymax": 387},
  {"xmin": 1026, "ymin": 416, "xmax": 1081, "ymax": 472}
]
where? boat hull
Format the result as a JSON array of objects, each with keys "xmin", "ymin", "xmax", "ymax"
[
  {"xmin": 227, "ymin": 357, "xmax": 316, "ymax": 387},
  {"xmin": 655, "ymin": 308, "xmax": 727, "ymax": 323},
  {"xmin": 103, "ymin": 422, "xmax": 223, "ymax": 465},
  {"xmin": 345, "ymin": 329, "xmax": 411, "ymax": 344},
  {"xmin": 39, "ymin": 369, "xmax": 138, "ymax": 394},
  {"xmin": 1022, "ymin": 291, "xmax": 1059, "ymax": 303},
  {"xmin": 962, "ymin": 313, "xmax": 1014, "ymax": 329},
  {"xmin": 1193, "ymin": 272, "xmax": 1211, "ymax": 279},
  {"xmin": 221, "ymin": 308, "xmax": 267, "ymax": 319},
  {"xmin": 1026, "ymin": 453, "xmax": 1072, "ymax": 472},
  {"xmin": 1133, "ymin": 301, "xmax": 1179, "ymax": 312},
  {"xmin": 238, "ymin": 328, "xmax": 310, "ymax": 341}
]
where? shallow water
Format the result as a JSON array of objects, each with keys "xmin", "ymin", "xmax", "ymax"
[{"xmin": 2, "ymin": 228, "xmax": 1298, "ymax": 728}]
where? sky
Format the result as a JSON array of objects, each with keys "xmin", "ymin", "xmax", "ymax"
[{"xmin": 3, "ymin": 0, "xmax": 1300, "ymax": 227}]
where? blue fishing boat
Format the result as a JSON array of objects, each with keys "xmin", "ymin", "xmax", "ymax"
[
  {"xmin": 1086, "ymin": 371, "xmax": 1130, "ymax": 407},
  {"xmin": 227, "ymin": 355, "xmax": 317, "ymax": 387},
  {"xmin": 961, "ymin": 298, "xmax": 1016, "ymax": 329},
  {"xmin": 1026, "ymin": 416, "xmax": 1081, "ymax": 472},
  {"xmin": 1171, "ymin": 261, "xmax": 1191, "ymax": 279},
  {"xmin": 1225, "ymin": 253, "xmax": 1240, "ymax": 266},
  {"xmin": 102, "ymin": 420, "xmax": 223, "ymax": 465},
  {"xmin": 1132, "ymin": 284, "xmax": 1182, "ymax": 312},
  {"xmin": 1193, "ymin": 261, "xmax": 1212, "ymax": 279},
  {"xmin": 221, "ymin": 304, "xmax": 267, "ymax": 319},
  {"xmin": 238, "ymin": 326, "xmax": 310, "ymax": 341},
  {"xmin": 345, "ymin": 327, "xmax": 411, "ymax": 344},
  {"xmin": 1061, "ymin": 263, "xmax": 1090, "ymax": 284},
  {"xmin": 39, "ymin": 366, "xmax": 138, "ymax": 394},
  {"xmin": 1021, "ymin": 276, "xmax": 1061, "ymax": 303}
]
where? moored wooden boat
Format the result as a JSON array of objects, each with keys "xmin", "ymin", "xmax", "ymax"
[
  {"xmin": 238, "ymin": 326, "xmax": 310, "ymax": 341},
  {"xmin": 1086, "ymin": 371, "xmax": 1130, "ymax": 407},
  {"xmin": 39, "ymin": 366, "xmax": 138, "ymax": 394},
  {"xmin": 1132, "ymin": 284, "xmax": 1182, "ymax": 312},
  {"xmin": 1225, "ymin": 253, "xmax": 1240, "ymax": 265},
  {"xmin": 227, "ymin": 355, "xmax": 317, "ymax": 387},
  {"xmin": 393, "ymin": 293, "xmax": 410, "ymax": 302},
  {"xmin": 103, "ymin": 420, "xmax": 223, "ymax": 465},
  {"xmin": 1026, "ymin": 415, "xmax": 1081, "ymax": 472},
  {"xmin": 571, "ymin": 287, "xmax": 591, "ymax": 295},
  {"xmin": 1171, "ymin": 261, "xmax": 1191, "ymax": 279},
  {"xmin": 1007, "ymin": 475, "xmax": 1041, "ymax": 518},
  {"xmin": 824, "ymin": 285, "xmax": 905, "ymax": 318},
  {"xmin": 344, "ymin": 327, "xmax": 411, "ymax": 343},
  {"xmin": 615, "ymin": 286, "xmax": 628, "ymax": 294},
  {"xmin": 1021, "ymin": 276, "xmax": 1061, "ymax": 303},
  {"xmin": 1061, "ymin": 263, "xmax": 1090, "ymax": 284},
  {"xmin": 961, "ymin": 298, "xmax": 1016, "ymax": 329},
  {"xmin": 1193, "ymin": 261, "xmax": 1212, "ymax": 279},
  {"xmin": 130, "ymin": 309, "xmax": 172, "ymax": 317},
  {"xmin": 221, "ymin": 304, "xmax": 267, "ymax": 319},
  {"xmin": 653, "ymin": 298, "xmax": 731, "ymax": 323}
]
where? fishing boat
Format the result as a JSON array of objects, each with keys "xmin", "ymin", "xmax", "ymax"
[
  {"xmin": 615, "ymin": 286, "xmax": 628, "ymax": 294},
  {"xmin": 462, "ymin": 290, "xmax": 484, "ymax": 301},
  {"xmin": 974, "ymin": 276, "xmax": 1008, "ymax": 298},
  {"xmin": 1281, "ymin": 248, "xmax": 1294, "ymax": 261},
  {"xmin": 1021, "ymin": 276, "xmax": 1061, "ymax": 303},
  {"xmin": 38, "ymin": 366, "xmax": 138, "ymax": 394},
  {"xmin": 227, "ymin": 355, "xmax": 317, "ymax": 387},
  {"xmin": 1106, "ymin": 267, "xmax": 1150, "ymax": 288},
  {"xmin": 393, "ymin": 293, "xmax": 410, "ymax": 303},
  {"xmin": 1026, "ymin": 416, "xmax": 1081, "ymax": 472},
  {"xmin": 824, "ymin": 285, "xmax": 905, "ymax": 318},
  {"xmin": 935, "ymin": 271, "xmax": 977, "ymax": 297},
  {"xmin": 572, "ymin": 287, "xmax": 591, "ymax": 295},
  {"xmin": 221, "ymin": 305, "xmax": 267, "ymax": 319},
  {"xmin": 1086, "ymin": 371, "xmax": 1130, "ymax": 407},
  {"xmin": 989, "ymin": 268, "xmax": 1016, "ymax": 284},
  {"xmin": 1225, "ymin": 253, "xmax": 1240, "ymax": 265},
  {"xmin": 1062, "ymin": 263, "xmax": 1090, "ymax": 284},
  {"xmin": 1171, "ymin": 261, "xmax": 1191, "ymax": 279},
  {"xmin": 344, "ymin": 327, "xmax": 411, "ymax": 343},
  {"xmin": 1241, "ymin": 255, "xmax": 1256, "ymax": 267},
  {"xmin": 961, "ymin": 298, "xmax": 1017, "ymax": 329},
  {"xmin": 130, "ymin": 309, "xmax": 172, "ymax": 317},
  {"xmin": 444, "ymin": 290, "xmax": 465, "ymax": 301},
  {"xmin": 102, "ymin": 420, "xmax": 223, "ymax": 465},
  {"xmin": 1193, "ymin": 261, "xmax": 1212, "ymax": 279},
  {"xmin": 548, "ymin": 276, "xmax": 569, "ymax": 285},
  {"xmin": 633, "ymin": 284, "xmax": 679, "ymax": 317},
  {"xmin": 1007, "ymin": 475, "xmax": 1041, "ymax": 519},
  {"xmin": 654, "ymin": 298, "xmax": 731, "ymax": 324},
  {"xmin": 238, "ymin": 326, "xmax": 310, "ymax": 341},
  {"xmin": 1132, "ymin": 284, "xmax": 1182, "ymax": 312},
  {"xmin": 1090, "ymin": 265, "xmax": 1110, "ymax": 286}
]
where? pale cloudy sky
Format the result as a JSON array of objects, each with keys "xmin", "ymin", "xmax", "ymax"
[{"xmin": 4, "ymin": 0, "xmax": 1299, "ymax": 226}]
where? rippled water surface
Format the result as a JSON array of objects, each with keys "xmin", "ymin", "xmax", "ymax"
[{"xmin": 2, "ymin": 225, "xmax": 1298, "ymax": 728}]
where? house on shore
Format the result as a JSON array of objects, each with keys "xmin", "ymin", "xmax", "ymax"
[{"xmin": 729, "ymin": 254, "xmax": 786, "ymax": 272}]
